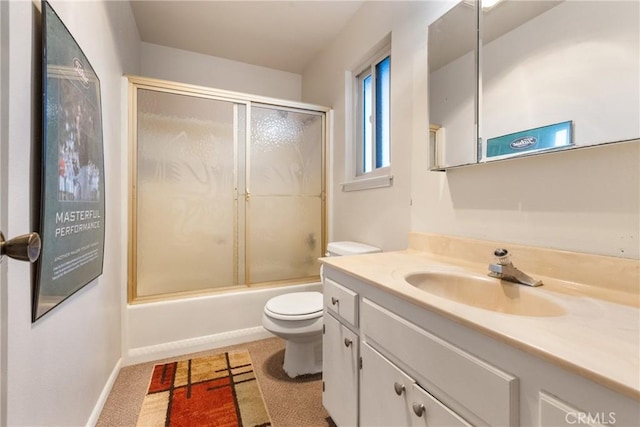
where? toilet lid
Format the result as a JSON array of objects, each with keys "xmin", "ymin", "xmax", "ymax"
[{"xmin": 265, "ymin": 292, "xmax": 323, "ymax": 319}]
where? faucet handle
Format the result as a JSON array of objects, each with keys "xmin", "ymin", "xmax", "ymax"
[{"xmin": 493, "ymin": 248, "xmax": 512, "ymax": 265}]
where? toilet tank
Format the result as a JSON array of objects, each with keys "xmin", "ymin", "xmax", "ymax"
[{"xmin": 325, "ymin": 241, "xmax": 381, "ymax": 257}]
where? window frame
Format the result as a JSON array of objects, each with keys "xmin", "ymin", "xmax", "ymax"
[{"xmin": 344, "ymin": 42, "xmax": 392, "ymax": 191}]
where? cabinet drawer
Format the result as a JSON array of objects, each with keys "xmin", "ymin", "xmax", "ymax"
[
  {"xmin": 324, "ymin": 278, "xmax": 358, "ymax": 326},
  {"xmin": 362, "ymin": 298, "xmax": 518, "ymax": 427}
]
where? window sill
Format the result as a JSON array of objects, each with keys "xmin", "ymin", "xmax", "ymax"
[{"xmin": 342, "ymin": 175, "xmax": 393, "ymax": 192}]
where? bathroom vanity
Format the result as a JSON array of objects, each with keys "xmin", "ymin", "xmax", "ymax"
[{"xmin": 320, "ymin": 233, "xmax": 640, "ymax": 426}]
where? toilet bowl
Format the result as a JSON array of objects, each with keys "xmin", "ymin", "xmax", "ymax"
[
  {"xmin": 262, "ymin": 291, "xmax": 324, "ymax": 377},
  {"xmin": 262, "ymin": 241, "xmax": 381, "ymax": 378}
]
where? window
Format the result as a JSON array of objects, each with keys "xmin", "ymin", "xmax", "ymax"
[{"xmin": 355, "ymin": 47, "xmax": 391, "ymax": 177}]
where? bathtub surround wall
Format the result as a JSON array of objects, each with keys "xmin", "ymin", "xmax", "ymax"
[
  {"xmin": 124, "ymin": 282, "xmax": 321, "ymax": 365},
  {"xmin": 2, "ymin": 1, "xmax": 140, "ymax": 425},
  {"xmin": 302, "ymin": 1, "xmax": 639, "ymax": 260}
]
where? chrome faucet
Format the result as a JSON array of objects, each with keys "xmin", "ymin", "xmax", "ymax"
[{"xmin": 488, "ymin": 248, "xmax": 542, "ymax": 287}]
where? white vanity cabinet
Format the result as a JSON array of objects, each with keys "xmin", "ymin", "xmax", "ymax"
[
  {"xmin": 321, "ymin": 265, "xmax": 640, "ymax": 427},
  {"xmin": 322, "ymin": 271, "xmax": 496, "ymax": 426}
]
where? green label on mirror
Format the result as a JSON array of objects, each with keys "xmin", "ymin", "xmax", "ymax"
[{"xmin": 486, "ymin": 121, "xmax": 573, "ymax": 159}]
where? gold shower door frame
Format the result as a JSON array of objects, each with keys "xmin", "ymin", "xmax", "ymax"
[{"xmin": 127, "ymin": 76, "xmax": 327, "ymax": 303}]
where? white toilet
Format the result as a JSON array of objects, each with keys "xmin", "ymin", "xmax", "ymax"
[
  {"xmin": 262, "ymin": 241, "xmax": 381, "ymax": 378},
  {"xmin": 262, "ymin": 291, "xmax": 324, "ymax": 377}
]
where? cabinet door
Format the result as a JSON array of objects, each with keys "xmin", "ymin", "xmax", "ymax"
[
  {"xmin": 360, "ymin": 343, "xmax": 415, "ymax": 427},
  {"xmin": 410, "ymin": 384, "xmax": 472, "ymax": 427},
  {"xmin": 361, "ymin": 342, "xmax": 471, "ymax": 427},
  {"xmin": 539, "ymin": 392, "xmax": 616, "ymax": 427},
  {"xmin": 323, "ymin": 312, "xmax": 359, "ymax": 426}
]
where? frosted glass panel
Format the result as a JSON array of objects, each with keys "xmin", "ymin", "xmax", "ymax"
[
  {"xmin": 250, "ymin": 107, "xmax": 322, "ymax": 196},
  {"xmin": 248, "ymin": 106, "xmax": 323, "ymax": 283},
  {"xmin": 130, "ymin": 81, "xmax": 325, "ymax": 300},
  {"xmin": 248, "ymin": 196, "xmax": 322, "ymax": 283},
  {"xmin": 136, "ymin": 90, "xmax": 238, "ymax": 296}
]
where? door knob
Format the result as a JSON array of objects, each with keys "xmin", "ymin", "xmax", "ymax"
[{"xmin": 0, "ymin": 232, "xmax": 41, "ymax": 262}]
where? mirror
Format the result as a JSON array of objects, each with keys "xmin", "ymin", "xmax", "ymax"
[
  {"xmin": 481, "ymin": 0, "xmax": 639, "ymax": 161},
  {"xmin": 428, "ymin": 0, "xmax": 640, "ymax": 170},
  {"xmin": 428, "ymin": 1, "xmax": 477, "ymax": 168}
]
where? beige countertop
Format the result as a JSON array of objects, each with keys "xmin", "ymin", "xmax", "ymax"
[{"xmin": 320, "ymin": 247, "xmax": 640, "ymax": 401}]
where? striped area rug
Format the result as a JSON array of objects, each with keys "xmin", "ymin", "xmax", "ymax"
[{"xmin": 136, "ymin": 350, "xmax": 271, "ymax": 427}]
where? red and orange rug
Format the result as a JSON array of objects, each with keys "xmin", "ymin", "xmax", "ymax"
[{"xmin": 136, "ymin": 350, "xmax": 271, "ymax": 427}]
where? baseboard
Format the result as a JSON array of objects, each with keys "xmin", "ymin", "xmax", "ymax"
[
  {"xmin": 86, "ymin": 357, "xmax": 122, "ymax": 427},
  {"xmin": 124, "ymin": 326, "xmax": 274, "ymax": 366}
]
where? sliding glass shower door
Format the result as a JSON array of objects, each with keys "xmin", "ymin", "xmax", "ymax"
[
  {"xmin": 248, "ymin": 106, "xmax": 324, "ymax": 284},
  {"xmin": 129, "ymin": 78, "xmax": 325, "ymax": 301},
  {"xmin": 134, "ymin": 89, "xmax": 243, "ymax": 297}
]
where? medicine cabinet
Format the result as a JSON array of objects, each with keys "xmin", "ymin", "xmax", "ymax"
[{"xmin": 428, "ymin": 0, "xmax": 640, "ymax": 170}]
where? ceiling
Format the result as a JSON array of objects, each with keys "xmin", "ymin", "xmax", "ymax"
[{"xmin": 130, "ymin": 0, "xmax": 366, "ymax": 75}]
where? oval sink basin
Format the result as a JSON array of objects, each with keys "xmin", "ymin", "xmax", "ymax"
[{"xmin": 405, "ymin": 271, "xmax": 566, "ymax": 317}]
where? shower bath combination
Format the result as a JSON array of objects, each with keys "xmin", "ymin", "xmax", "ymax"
[{"xmin": 127, "ymin": 76, "xmax": 328, "ymax": 302}]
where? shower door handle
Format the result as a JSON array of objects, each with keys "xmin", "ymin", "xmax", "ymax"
[
  {"xmin": 245, "ymin": 188, "xmax": 250, "ymax": 202},
  {"xmin": 0, "ymin": 231, "xmax": 41, "ymax": 263}
]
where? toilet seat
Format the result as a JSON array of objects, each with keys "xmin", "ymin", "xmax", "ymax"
[{"xmin": 264, "ymin": 292, "xmax": 323, "ymax": 321}]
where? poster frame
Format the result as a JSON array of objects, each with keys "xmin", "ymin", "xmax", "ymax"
[{"xmin": 34, "ymin": 1, "xmax": 106, "ymax": 322}]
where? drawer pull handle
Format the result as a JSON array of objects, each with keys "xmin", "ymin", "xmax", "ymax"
[
  {"xmin": 331, "ymin": 297, "xmax": 339, "ymax": 305},
  {"xmin": 344, "ymin": 338, "xmax": 352, "ymax": 347},
  {"xmin": 412, "ymin": 403, "xmax": 425, "ymax": 417},
  {"xmin": 393, "ymin": 382, "xmax": 405, "ymax": 396}
]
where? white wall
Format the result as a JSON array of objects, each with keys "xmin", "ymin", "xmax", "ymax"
[
  {"xmin": 303, "ymin": 1, "xmax": 441, "ymax": 252},
  {"xmin": 140, "ymin": 42, "xmax": 303, "ymax": 101},
  {"xmin": 303, "ymin": 0, "xmax": 639, "ymax": 259},
  {"xmin": 412, "ymin": 141, "xmax": 640, "ymax": 258},
  {"xmin": 3, "ymin": 1, "xmax": 140, "ymax": 425}
]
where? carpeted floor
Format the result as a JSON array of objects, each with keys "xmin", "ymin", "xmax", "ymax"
[{"xmin": 97, "ymin": 337, "xmax": 335, "ymax": 427}]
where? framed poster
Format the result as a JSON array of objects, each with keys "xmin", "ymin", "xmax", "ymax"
[{"xmin": 34, "ymin": 1, "xmax": 105, "ymax": 321}]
